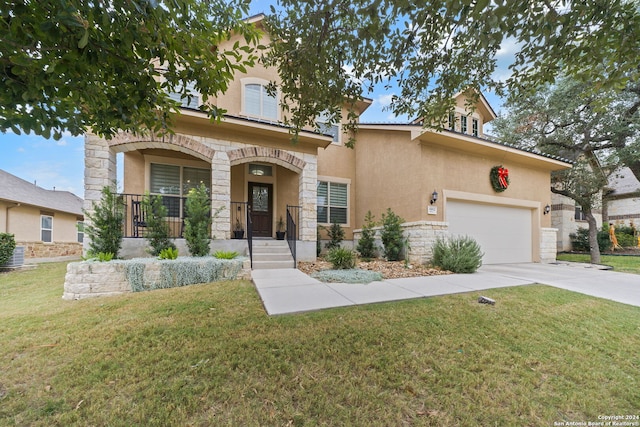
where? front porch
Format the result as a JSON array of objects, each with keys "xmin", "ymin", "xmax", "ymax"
[{"xmin": 84, "ymin": 125, "xmax": 328, "ymax": 263}]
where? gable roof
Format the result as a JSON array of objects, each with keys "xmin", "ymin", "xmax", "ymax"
[{"xmin": 0, "ymin": 169, "xmax": 84, "ymax": 216}]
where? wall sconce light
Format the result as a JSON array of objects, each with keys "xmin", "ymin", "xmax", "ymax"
[
  {"xmin": 430, "ymin": 190, "xmax": 438, "ymax": 205},
  {"xmin": 544, "ymin": 204, "xmax": 551, "ymax": 215}
]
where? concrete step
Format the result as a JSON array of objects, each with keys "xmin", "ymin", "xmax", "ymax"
[
  {"xmin": 252, "ymin": 259, "xmax": 296, "ymax": 269},
  {"xmin": 250, "ymin": 239, "xmax": 295, "ymax": 270}
]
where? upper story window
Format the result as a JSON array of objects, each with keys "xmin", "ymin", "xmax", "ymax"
[
  {"xmin": 316, "ymin": 111, "xmax": 341, "ymax": 144},
  {"xmin": 167, "ymin": 80, "xmax": 200, "ymax": 109},
  {"xmin": 574, "ymin": 206, "xmax": 587, "ymax": 221},
  {"xmin": 241, "ymin": 78, "xmax": 278, "ymax": 121},
  {"xmin": 448, "ymin": 112, "xmax": 456, "ymax": 131},
  {"xmin": 460, "ymin": 115, "xmax": 468, "ymax": 134},
  {"xmin": 472, "ymin": 118, "xmax": 479, "ymax": 137}
]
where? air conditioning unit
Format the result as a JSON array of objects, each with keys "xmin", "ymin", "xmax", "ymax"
[{"xmin": 2, "ymin": 246, "xmax": 25, "ymax": 268}]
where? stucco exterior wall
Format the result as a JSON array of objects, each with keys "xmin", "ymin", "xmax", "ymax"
[{"xmin": 1, "ymin": 202, "xmax": 80, "ymax": 243}]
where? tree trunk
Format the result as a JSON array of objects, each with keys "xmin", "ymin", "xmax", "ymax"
[{"xmin": 585, "ymin": 212, "xmax": 601, "ymax": 264}]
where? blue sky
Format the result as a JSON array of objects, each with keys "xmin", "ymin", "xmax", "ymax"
[{"xmin": 0, "ymin": 2, "xmax": 515, "ymax": 197}]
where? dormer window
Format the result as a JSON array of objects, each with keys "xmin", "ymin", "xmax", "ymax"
[
  {"xmin": 472, "ymin": 118, "xmax": 479, "ymax": 137},
  {"xmin": 448, "ymin": 112, "xmax": 456, "ymax": 131},
  {"xmin": 461, "ymin": 116, "xmax": 468, "ymax": 134},
  {"xmin": 241, "ymin": 78, "xmax": 278, "ymax": 121}
]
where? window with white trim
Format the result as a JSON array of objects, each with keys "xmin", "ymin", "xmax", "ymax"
[
  {"xmin": 242, "ymin": 80, "xmax": 278, "ymax": 120},
  {"xmin": 472, "ymin": 118, "xmax": 479, "ymax": 137},
  {"xmin": 461, "ymin": 115, "xmax": 468, "ymax": 134},
  {"xmin": 150, "ymin": 163, "xmax": 211, "ymax": 217},
  {"xmin": 316, "ymin": 111, "xmax": 341, "ymax": 144},
  {"xmin": 317, "ymin": 181, "xmax": 348, "ymax": 225},
  {"xmin": 574, "ymin": 206, "xmax": 587, "ymax": 221},
  {"xmin": 41, "ymin": 215, "xmax": 53, "ymax": 243},
  {"xmin": 77, "ymin": 221, "xmax": 84, "ymax": 243},
  {"xmin": 448, "ymin": 112, "xmax": 456, "ymax": 131},
  {"xmin": 167, "ymin": 80, "xmax": 200, "ymax": 109}
]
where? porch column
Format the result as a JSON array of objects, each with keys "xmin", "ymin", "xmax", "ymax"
[
  {"xmin": 83, "ymin": 134, "xmax": 117, "ymax": 252},
  {"xmin": 211, "ymin": 150, "xmax": 231, "ymax": 239},
  {"xmin": 299, "ymin": 154, "xmax": 318, "ymax": 242}
]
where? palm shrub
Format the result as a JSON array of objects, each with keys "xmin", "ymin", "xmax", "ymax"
[
  {"xmin": 356, "ymin": 210, "xmax": 377, "ymax": 260},
  {"xmin": 0, "ymin": 233, "xmax": 16, "ymax": 266},
  {"xmin": 183, "ymin": 183, "xmax": 213, "ymax": 257},
  {"xmin": 84, "ymin": 185, "xmax": 124, "ymax": 258},
  {"xmin": 380, "ymin": 208, "xmax": 404, "ymax": 261},
  {"xmin": 325, "ymin": 221, "xmax": 344, "ymax": 250},
  {"xmin": 142, "ymin": 193, "xmax": 176, "ymax": 256},
  {"xmin": 431, "ymin": 236, "xmax": 483, "ymax": 273},
  {"xmin": 326, "ymin": 247, "xmax": 356, "ymax": 269}
]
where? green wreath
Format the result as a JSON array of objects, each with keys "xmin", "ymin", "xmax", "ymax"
[{"xmin": 490, "ymin": 166, "xmax": 509, "ymax": 192}]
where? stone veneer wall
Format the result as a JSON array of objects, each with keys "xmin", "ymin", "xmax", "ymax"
[
  {"xmin": 540, "ymin": 228, "xmax": 558, "ymax": 263},
  {"xmin": 17, "ymin": 241, "xmax": 82, "ymax": 259},
  {"xmin": 353, "ymin": 221, "xmax": 448, "ymax": 265}
]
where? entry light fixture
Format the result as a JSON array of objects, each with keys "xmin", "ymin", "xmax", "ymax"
[
  {"xmin": 430, "ymin": 190, "xmax": 438, "ymax": 205},
  {"xmin": 544, "ymin": 204, "xmax": 551, "ymax": 215}
]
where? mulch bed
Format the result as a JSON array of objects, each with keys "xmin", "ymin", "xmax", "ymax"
[{"xmin": 298, "ymin": 259, "xmax": 451, "ymax": 279}]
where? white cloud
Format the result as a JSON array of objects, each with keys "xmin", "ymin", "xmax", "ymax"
[
  {"xmin": 56, "ymin": 139, "xmax": 68, "ymax": 146},
  {"xmin": 375, "ymin": 94, "xmax": 395, "ymax": 108}
]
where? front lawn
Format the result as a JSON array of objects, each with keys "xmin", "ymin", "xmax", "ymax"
[
  {"xmin": 1, "ymin": 262, "xmax": 639, "ymax": 426},
  {"xmin": 557, "ymin": 253, "xmax": 640, "ymax": 274}
]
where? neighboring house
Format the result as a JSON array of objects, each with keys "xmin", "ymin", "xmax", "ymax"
[
  {"xmin": 606, "ymin": 167, "xmax": 640, "ymax": 226},
  {"xmin": 83, "ymin": 15, "xmax": 571, "ymax": 265},
  {"xmin": 551, "ymin": 193, "xmax": 603, "ymax": 252},
  {"xmin": 0, "ymin": 169, "xmax": 84, "ymax": 260}
]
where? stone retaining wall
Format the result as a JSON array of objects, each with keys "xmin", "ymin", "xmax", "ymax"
[{"xmin": 63, "ymin": 257, "xmax": 251, "ymax": 300}]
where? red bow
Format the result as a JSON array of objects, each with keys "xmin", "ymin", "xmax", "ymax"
[{"xmin": 498, "ymin": 167, "xmax": 509, "ymax": 188}]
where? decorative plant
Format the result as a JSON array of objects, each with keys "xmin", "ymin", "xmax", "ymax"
[
  {"xmin": 431, "ymin": 236, "xmax": 483, "ymax": 273},
  {"xmin": 356, "ymin": 210, "xmax": 377, "ymax": 260},
  {"xmin": 83, "ymin": 251, "xmax": 114, "ymax": 262},
  {"xmin": 83, "ymin": 185, "xmax": 124, "ymax": 258},
  {"xmin": 159, "ymin": 247, "xmax": 179, "ymax": 260},
  {"xmin": 276, "ymin": 215, "xmax": 285, "ymax": 232},
  {"xmin": 184, "ymin": 183, "xmax": 215, "ymax": 257},
  {"xmin": 142, "ymin": 193, "xmax": 176, "ymax": 256},
  {"xmin": 234, "ymin": 217, "xmax": 244, "ymax": 231},
  {"xmin": 316, "ymin": 226, "xmax": 322, "ymax": 257},
  {"xmin": 0, "ymin": 233, "xmax": 16, "ymax": 266},
  {"xmin": 326, "ymin": 247, "xmax": 356, "ymax": 270},
  {"xmin": 213, "ymin": 250, "xmax": 239, "ymax": 259},
  {"xmin": 325, "ymin": 221, "xmax": 344, "ymax": 250},
  {"xmin": 380, "ymin": 208, "xmax": 404, "ymax": 261}
]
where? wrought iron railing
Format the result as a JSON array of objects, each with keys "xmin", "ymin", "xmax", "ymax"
[
  {"xmin": 246, "ymin": 204, "xmax": 253, "ymax": 268},
  {"xmin": 118, "ymin": 194, "xmax": 247, "ymax": 240},
  {"xmin": 286, "ymin": 205, "xmax": 300, "ymax": 266}
]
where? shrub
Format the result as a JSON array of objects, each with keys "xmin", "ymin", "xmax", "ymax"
[
  {"xmin": 83, "ymin": 251, "xmax": 114, "ymax": 262},
  {"xmin": 0, "ymin": 233, "xmax": 16, "ymax": 266},
  {"xmin": 183, "ymin": 183, "xmax": 214, "ymax": 257},
  {"xmin": 356, "ymin": 210, "xmax": 377, "ymax": 260},
  {"xmin": 83, "ymin": 185, "xmax": 124, "ymax": 257},
  {"xmin": 316, "ymin": 226, "xmax": 322, "ymax": 257},
  {"xmin": 616, "ymin": 233, "xmax": 636, "ymax": 248},
  {"xmin": 325, "ymin": 221, "xmax": 344, "ymax": 250},
  {"xmin": 326, "ymin": 247, "xmax": 356, "ymax": 270},
  {"xmin": 380, "ymin": 208, "xmax": 404, "ymax": 261},
  {"xmin": 431, "ymin": 236, "xmax": 483, "ymax": 274},
  {"xmin": 569, "ymin": 227, "xmax": 610, "ymax": 252},
  {"xmin": 158, "ymin": 247, "xmax": 179, "ymax": 260},
  {"xmin": 142, "ymin": 193, "xmax": 176, "ymax": 256},
  {"xmin": 213, "ymin": 250, "xmax": 239, "ymax": 259}
]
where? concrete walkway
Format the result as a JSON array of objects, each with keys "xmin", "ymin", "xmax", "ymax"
[{"xmin": 251, "ymin": 262, "xmax": 640, "ymax": 315}]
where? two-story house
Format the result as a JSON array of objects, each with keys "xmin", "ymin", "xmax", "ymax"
[{"xmin": 83, "ymin": 14, "xmax": 571, "ymax": 266}]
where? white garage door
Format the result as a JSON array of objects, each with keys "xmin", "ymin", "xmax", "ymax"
[{"xmin": 447, "ymin": 201, "xmax": 533, "ymax": 264}]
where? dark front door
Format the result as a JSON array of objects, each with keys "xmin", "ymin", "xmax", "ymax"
[{"xmin": 249, "ymin": 182, "xmax": 273, "ymax": 237}]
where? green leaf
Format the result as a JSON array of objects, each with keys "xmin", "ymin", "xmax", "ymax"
[{"xmin": 78, "ymin": 30, "xmax": 89, "ymax": 49}]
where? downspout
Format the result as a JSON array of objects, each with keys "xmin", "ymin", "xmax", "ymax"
[{"xmin": 5, "ymin": 203, "xmax": 20, "ymax": 234}]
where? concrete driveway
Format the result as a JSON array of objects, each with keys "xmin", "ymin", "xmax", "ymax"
[{"xmin": 252, "ymin": 262, "xmax": 640, "ymax": 315}]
